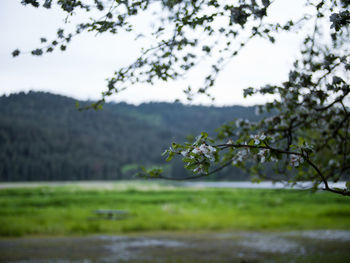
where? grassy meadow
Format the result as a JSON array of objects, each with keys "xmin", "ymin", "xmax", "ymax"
[{"xmin": 0, "ymin": 182, "xmax": 350, "ymax": 237}]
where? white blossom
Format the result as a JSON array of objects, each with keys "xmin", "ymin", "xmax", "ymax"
[
  {"xmin": 194, "ymin": 135, "xmax": 202, "ymax": 145},
  {"xmin": 328, "ymin": 159, "xmax": 339, "ymax": 167},
  {"xmin": 168, "ymin": 146, "xmax": 176, "ymax": 153},
  {"xmin": 250, "ymin": 134, "xmax": 266, "ymax": 145},
  {"xmin": 192, "ymin": 144, "xmax": 216, "ymax": 162},
  {"xmin": 235, "ymin": 118, "xmax": 243, "ymax": 127},
  {"xmin": 290, "ymin": 154, "xmax": 304, "ymax": 167},
  {"xmin": 232, "ymin": 148, "xmax": 248, "ymax": 164},
  {"xmin": 271, "ymin": 157, "xmax": 278, "ymax": 162},
  {"xmin": 199, "ymin": 144, "xmax": 210, "ymax": 155},
  {"xmin": 207, "ymin": 145, "xmax": 216, "ymax": 153},
  {"xmin": 193, "ymin": 164, "xmax": 205, "ymax": 174},
  {"xmin": 258, "ymin": 149, "xmax": 269, "ymax": 163},
  {"xmin": 181, "ymin": 149, "xmax": 190, "ymax": 157},
  {"xmin": 240, "ymin": 149, "xmax": 248, "ymax": 156},
  {"xmin": 192, "ymin": 147, "xmax": 199, "ymax": 154},
  {"xmin": 227, "ymin": 139, "xmax": 234, "ymax": 144},
  {"xmin": 235, "ymin": 118, "xmax": 249, "ymax": 127}
]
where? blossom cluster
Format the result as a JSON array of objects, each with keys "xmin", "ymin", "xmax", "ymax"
[
  {"xmin": 257, "ymin": 149, "xmax": 269, "ymax": 163},
  {"xmin": 250, "ymin": 134, "xmax": 266, "ymax": 145},
  {"xmin": 193, "ymin": 164, "xmax": 205, "ymax": 174},
  {"xmin": 232, "ymin": 148, "xmax": 248, "ymax": 165},
  {"xmin": 175, "ymin": 133, "xmax": 218, "ymax": 175},
  {"xmin": 290, "ymin": 154, "xmax": 304, "ymax": 167},
  {"xmin": 191, "ymin": 144, "xmax": 217, "ymax": 162},
  {"xmin": 180, "ymin": 143, "xmax": 217, "ymax": 174}
]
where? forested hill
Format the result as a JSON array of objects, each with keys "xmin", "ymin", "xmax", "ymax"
[{"xmin": 0, "ymin": 92, "xmax": 261, "ymax": 181}]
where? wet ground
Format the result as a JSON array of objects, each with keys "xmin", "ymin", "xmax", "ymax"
[{"xmin": 1, "ymin": 230, "xmax": 350, "ymax": 263}]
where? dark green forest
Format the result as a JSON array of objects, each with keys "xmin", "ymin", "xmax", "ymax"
[{"xmin": 0, "ymin": 92, "xmax": 262, "ymax": 181}]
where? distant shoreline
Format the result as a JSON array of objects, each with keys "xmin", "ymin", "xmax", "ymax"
[{"xmin": 0, "ymin": 180, "xmax": 346, "ymax": 190}]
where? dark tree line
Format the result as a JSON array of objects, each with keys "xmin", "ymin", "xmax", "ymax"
[{"xmin": 0, "ymin": 91, "xmax": 261, "ymax": 181}]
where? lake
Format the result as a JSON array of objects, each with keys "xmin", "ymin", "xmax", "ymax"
[{"xmin": 0, "ymin": 180, "xmax": 347, "ymax": 190}]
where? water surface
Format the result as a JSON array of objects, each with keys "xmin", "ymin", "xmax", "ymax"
[
  {"xmin": 1, "ymin": 230, "xmax": 349, "ymax": 263},
  {"xmin": 0, "ymin": 181, "xmax": 346, "ymax": 190}
]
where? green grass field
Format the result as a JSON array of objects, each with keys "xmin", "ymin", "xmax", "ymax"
[{"xmin": 1, "ymin": 183, "xmax": 350, "ymax": 237}]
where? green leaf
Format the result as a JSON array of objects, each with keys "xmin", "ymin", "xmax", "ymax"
[
  {"xmin": 298, "ymin": 137, "xmax": 305, "ymax": 146},
  {"xmin": 248, "ymin": 140, "xmax": 255, "ymax": 146},
  {"xmin": 182, "ymin": 157, "xmax": 194, "ymax": 163},
  {"xmin": 346, "ymin": 181, "xmax": 350, "ymax": 190},
  {"xmin": 201, "ymin": 132, "xmax": 208, "ymax": 138},
  {"xmin": 148, "ymin": 168, "xmax": 163, "ymax": 178},
  {"xmin": 166, "ymin": 152, "xmax": 174, "ymax": 162}
]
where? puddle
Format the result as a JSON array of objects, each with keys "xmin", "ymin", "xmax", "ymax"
[
  {"xmin": 101, "ymin": 236, "xmax": 186, "ymax": 262},
  {"xmin": 285, "ymin": 230, "xmax": 350, "ymax": 241},
  {"xmin": 238, "ymin": 233, "xmax": 301, "ymax": 254},
  {"xmin": 1, "ymin": 230, "xmax": 350, "ymax": 263}
]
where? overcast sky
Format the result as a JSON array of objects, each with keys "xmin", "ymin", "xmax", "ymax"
[{"xmin": 0, "ymin": 0, "xmax": 308, "ymax": 106}]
